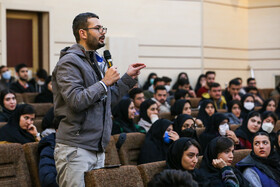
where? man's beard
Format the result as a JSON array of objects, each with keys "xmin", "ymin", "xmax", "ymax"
[
  {"xmin": 86, "ymin": 34, "xmax": 105, "ymax": 50},
  {"xmin": 19, "ymin": 77, "xmax": 27, "ymax": 82}
]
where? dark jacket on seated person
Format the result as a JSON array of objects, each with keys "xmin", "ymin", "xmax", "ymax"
[
  {"xmin": 35, "ymin": 76, "xmax": 53, "ymax": 103},
  {"xmin": 10, "ymin": 81, "xmax": 35, "ymax": 93}
]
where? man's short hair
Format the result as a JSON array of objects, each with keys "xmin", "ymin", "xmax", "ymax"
[
  {"xmin": 129, "ymin": 88, "xmax": 143, "ymax": 99},
  {"xmin": 229, "ymin": 79, "xmax": 241, "ymax": 87},
  {"xmin": 246, "ymin": 86, "xmax": 258, "ymax": 93},
  {"xmin": 36, "ymin": 69, "xmax": 48, "ymax": 80},
  {"xmin": 174, "ymin": 89, "xmax": 189, "ymax": 100},
  {"xmin": 148, "ymin": 169, "xmax": 198, "ymax": 187},
  {"xmin": 15, "ymin": 63, "xmax": 27, "ymax": 73},
  {"xmin": 209, "ymin": 82, "xmax": 221, "ymax": 90},
  {"xmin": 205, "ymin": 71, "xmax": 216, "ymax": 77},
  {"xmin": 162, "ymin": 76, "xmax": 172, "ymax": 84},
  {"xmin": 178, "ymin": 78, "xmax": 189, "ymax": 87},
  {"xmin": 247, "ymin": 77, "xmax": 255, "ymax": 84},
  {"xmin": 153, "ymin": 77, "xmax": 164, "ymax": 86},
  {"xmin": 154, "ymin": 85, "xmax": 166, "ymax": 93},
  {"xmin": 72, "ymin": 12, "xmax": 99, "ymax": 43}
]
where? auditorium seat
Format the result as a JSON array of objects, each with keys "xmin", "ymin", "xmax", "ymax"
[
  {"xmin": 0, "ymin": 143, "xmax": 32, "ymax": 186},
  {"xmin": 84, "ymin": 165, "xmax": 144, "ymax": 187},
  {"xmin": 274, "ymin": 120, "xmax": 280, "ymax": 133},
  {"xmin": 34, "ymin": 119, "xmax": 43, "ymax": 133},
  {"xmin": 29, "ymin": 103, "xmax": 53, "ymax": 120},
  {"xmin": 217, "ymin": 109, "xmax": 227, "ymax": 113},
  {"xmin": 113, "ymin": 132, "xmax": 145, "ymax": 165},
  {"xmin": 23, "ymin": 142, "xmax": 41, "ymax": 187},
  {"xmin": 232, "ymin": 149, "xmax": 251, "ymax": 167},
  {"xmin": 258, "ymin": 88, "xmax": 273, "ymax": 100},
  {"xmin": 15, "ymin": 93, "xmax": 24, "ymax": 104},
  {"xmin": 158, "ymin": 112, "xmax": 172, "ymax": 120},
  {"xmin": 137, "ymin": 161, "xmax": 166, "ymax": 187},
  {"xmin": 230, "ymin": 124, "xmax": 241, "ymax": 131},
  {"xmin": 196, "ymin": 127, "xmax": 205, "ymax": 137},
  {"xmin": 22, "ymin": 92, "xmax": 39, "ymax": 103},
  {"xmin": 189, "ymin": 98, "xmax": 201, "ymax": 108},
  {"xmin": 191, "ymin": 110, "xmax": 199, "ymax": 117},
  {"xmin": 105, "ymin": 136, "xmax": 121, "ymax": 166}
]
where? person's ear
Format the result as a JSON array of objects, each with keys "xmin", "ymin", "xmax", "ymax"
[{"xmin": 79, "ymin": 29, "xmax": 87, "ymax": 41}]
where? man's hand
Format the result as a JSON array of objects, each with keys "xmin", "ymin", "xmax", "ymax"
[
  {"xmin": 126, "ymin": 63, "xmax": 146, "ymax": 79},
  {"xmin": 232, "ymin": 94, "xmax": 241, "ymax": 101},
  {"xmin": 102, "ymin": 66, "xmax": 120, "ymax": 86}
]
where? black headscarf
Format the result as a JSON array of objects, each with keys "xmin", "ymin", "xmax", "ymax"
[
  {"xmin": 195, "ymin": 74, "xmax": 206, "ymax": 93},
  {"xmin": 235, "ymin": 111, "xmax": 261, "ymax": 144},
  {"xmin": 199, "ymin": 113, "xmax": 228, "ymax": 152},
  {"xmin": 139, "ymin": 99, "xmax": 156, "ymax": 123},
  {"xmin": 173, "ymin": 114, "xmax": 198, "ymax": 141},
  {"xmin": 199, "ymin": 137, "xmax": 250, "ymax": 187},
  {"xmin": 138, "ymin": 119, "xmax": 172, "ymax": 164},
  {"xmin": 170, "ymin": 99, "xmax": 191, "ymax": 116},
  {"xmin": 172, "ymin": 72, "xmax": 189, "ymax": 90},
  {"xmin": 142, "ymin": 73, "xmax": 157, "ymax": 90},
  {"xmin": 258, "ymin": 98, "xmax": 276, "ymax": 114},
  {"xmin": 197, "ymin": 99, "xmax": 217, "ymax": 128},
  {"xmin": 240, "ymin": 94, "xmax": 255, "ymax": 120},
  {"xmin": 227, "ymin": 100, "xmax": 242, "ymax": 113},
  {"xmin": 0, "ymin": 89, "xmax": 17, "ymax": 122},
  {"xmin": 0, "ymin": 104, "xmax": 36, "ymax": 144},
  {"xmin": 112, "ymin": 98, "xmax": 137, "ymax": 134}
]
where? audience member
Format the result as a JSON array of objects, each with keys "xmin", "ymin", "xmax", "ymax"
[
  {"xmin": 174, "ymin": 89, "xmax": 190, "ymax": 101},
  {"xmin": 236, "ymin": 132, "xmax": 280, "ymax": 187},
  {"xmin": 225, "ymin": 100, "xmax": 242, "ymax": 125},
  {"xmin": 41, "ymin": 107, "xmax": 55, "ymax": 137},
  {"xmin": 35, "ymin": 76, "xmax": 53, "ymax": 103},
  {"xmin": 270, "ymin": 82, "xmax": 280, "ymax": 97},
  {"xmin": 138, "ymin": 99, "xmax": 159, "ymax": 132},
  {"xmin": 276, "ymin": 130, "xmax": 280, "ymax": 156},
  {"xmin": 240, "ymin": 93, "xmax": 255, "ymax": 121},
  {"xmin": 194, "ymin": 74, "xmax": 206, "ymax": 95},
  {"xmin": 111, "ymin": 98, "xmax": 145, "ymax": 135},
  {"xmin": 177, "ymin": 78, "xmax": 196, "ymax": 98},
  {"xmin": 201, "ymin": 82, "xmax": 227, "ymax": 110},
  {"xmin": 258, "ymin": 98, "xmax": 276, "ymax": 114},
  {"xmin": 162, "ymin": 76, "xmax": 172, "ymax": 93},
  {"xmin": 223, "ymin": 78, "xmax": 242, "ymax": 103},
  {"xmin": 144, "ymin": 77, "xmax": 164, "ymax": 99},
  {"xmin": 199, "ymin": 137, "xmax": 250, "ymax": 186},
  {"xmin": 197, "ymin": 71, "xmax": 215, "ymax": 97},
  {"xmin": 261, "ymin": 111, "xmax": 278, "ymax": 146},
  {"xmin": 29, "ymin": 69, "xmax": 48, "ymax": 93},
  {"xmin": 0, "ymin": 89, "xmax": 17, "ymax": 122},
  {"xmin": 138, "ymin": 119, "xmax": 179, "ymax": 164},
  {"xmin": 129, "ymin": 88, "xmax": 145, "ymax": 115},
  {"xmin": 196, "ymin": 99, "xmax": 216, "ymax": 128},
  {"xmin": 0, "ymin": 65, "xmax": 15, "ymax": 91},
  {"xmin": 0, "ymin": 104, "xmax": 40, "ymax": 144},
  {"xmin": 173, "ymin": 114, "xmax": 199, "ymax": 141},
  {"xmin": 246, "ymin": 86, "xmax": 264, "ymax": 106},
  {"xmin": 235, "ymin": 111, "xmax": 262, "ymax": 149},
  {"xmin": 172, "ymin": 72, "xmax": 189, "ymax": 91},
  {"xmin": 142, "ymin": 72, "xmax": 157, "ymax": 91},
  {"xmin": 10, "ymin": 63, "xmax": 35, "ymax": 93},
  {"xmin": 170, "ymin": 99, "xmax": 192, "ymax": 117},
  {"xmin": 152, "ymin": 85, "xmax": 170, "ymax": 114},
  {"xmin": 235, "ymin": 77, "xmax": 246, "ymax": 95}
]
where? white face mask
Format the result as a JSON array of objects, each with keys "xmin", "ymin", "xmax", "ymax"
[
  {"xmin": 37, "ymin": 80, "xmax": 45, "ymax": 86},
  {"xmin": 244, "ymin": 102, "xmax": 254, "ymax": 111},
  {"xmin": 219, "ymin": 123, "xmax": 229, "ymax": 136},
  {"xmin": 165, "ymin": 85, "xmax": 171, "ymax": 92},
  {"xmin": 150, "ymin": 114, "xmax": 159, "ymax": 124},
  {"xmin": 262, "ymin": 122, "xmax": 274, "ymax": 133}
]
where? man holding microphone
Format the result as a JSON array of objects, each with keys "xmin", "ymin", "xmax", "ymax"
[{"xmin": 52, "ymin": 12, "xmax": 145, "ymax": 187}]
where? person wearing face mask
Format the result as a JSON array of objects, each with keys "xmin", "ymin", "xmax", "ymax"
[
  {"xmin": 35, "ymin": 76, "xmax": 53, "ymax": 103},
  {"xmin": 0, "ymin": 66, "xmax": 15, "ymax": 91},
  {"xmin": 0, "ymin": 89, "xmax": 17, "ymax": 122},
  {"xmin": 142, "ymin": 73, "xmax": 157, "ymax": 91},
  {"xmin": 138, "ymin": 99, "xmax": 159, "ymax": 132},
  {"xmin": 138, "ymin": 119, "xmax": 179, "ymax": 164},
  {"xmin": 173, "ymin": 114, "xmax": 199, "ymax": 142},
  {"xmin": 240, "ymin": 94, "xmax": 255, "ymax": 121},
  {"xmin": 28, "ymin": 69, "xmax": 48, "ymax": 93},
  {"xmin": 170, "ymin": 99, "xmax": 192, "ymax": 118},
  {"xmin": 235, "ymin": 111, "xmax": 262, "ymax": 149},
  {"xmin": 199, "ymin": 137, "xmax": 250, "ymax": 187},
  {"xmin": 261, "ymin": 111, "xmax": 278, "ymax": 147},
  {"xmin": 225, "ymin": 100, "xmax": 242, "ymax": 125},
  {"xmin": 236, "ymin": 132, "xmax": 280, "ymax": 187}
]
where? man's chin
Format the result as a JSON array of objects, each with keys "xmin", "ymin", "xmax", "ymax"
[{"xmin": 97, "ymin": 43, "xmax": 105, "ymax": 49}]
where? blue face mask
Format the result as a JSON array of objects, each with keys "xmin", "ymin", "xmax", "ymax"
[
  {"xmin": 2, "ymin": 71, "xmax": 11, "ymax": 80},
  {"xmin": 163, "ymin": 131, "xmax": 171, "ymax": 144},
  {"xmin": 150, "ymin": 78, "xmax": 154, "ymax": 85}
]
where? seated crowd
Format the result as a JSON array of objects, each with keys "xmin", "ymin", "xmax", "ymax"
[{"xmin": 1, "ymin": 66, "xmax": 280, "ymax": 187}]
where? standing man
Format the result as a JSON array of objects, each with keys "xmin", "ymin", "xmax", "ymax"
[{"xmin": 52, "ymin": 12, "xmax": 145, "ymax": 187}]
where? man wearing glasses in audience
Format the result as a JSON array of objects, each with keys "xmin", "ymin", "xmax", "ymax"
[{"xmin": 52, "ymin": 12, "xmax": 145, "ymax": 187}]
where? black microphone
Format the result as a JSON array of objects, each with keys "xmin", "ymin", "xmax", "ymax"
[{"xmin": 103, "ymin": 50, "xmax": 113, "ymax": 68}]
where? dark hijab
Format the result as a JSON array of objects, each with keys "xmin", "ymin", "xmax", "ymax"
[
  {"xmin": 258, "ymin": 98, "xmax": 276, "ymax": 114},
  {"xmin": 139, "ymin": 99, "xmax": 156, "ymax": 123},
  {"xmin": 173, "ymin": 114, "xmax": 198, "ymax": 141},
  {"xmin": 172, "ymin": 72, "xmax": 189, "ymax": 90},
  {"xmin": 143, "ymin": 72, "xmax": 157, "ymax": 90},
  {"xmin": 195, "ymin": 74, "xmax": 206, "ymax": 93},
  {"xmin": 0, "ymin": 89, "xmax": 17, "ymax": 122},
  {"xmin": 227, "ymin": 100, "xmax": 242, "ymax": 113},
  {"xmin": 0, "ymin": 104, "xmax": 36, "ymax": 144},
  {"xmin": 240, "ymin": 93, "xmax": 255, "ymax": 120},
  {"xmin": 199, "ymin": 137, "xmax": 249, "ymax": 187},
  {"xmin": 235, "ymin": 111, "xmax": 261, "ymax": 144},
  {"xmin": 170, "ymin": 99, "xmax": 191, "ymax": 116},
  {"xmin": 197, "ymin": 99, "xmax": 217, "ymax": 128},
  {"xmin": 112, "ymin": 98, "xmax": 137, "ymax": 134},
  {"xmin": 35, "ymin": 76, "xmax": 53, "ymax": 103},
  {"xmin": 138, "ymin": 119, "xmax": 172, "ymax": 164}
]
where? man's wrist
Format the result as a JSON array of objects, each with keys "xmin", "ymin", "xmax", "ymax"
[{"xmin": 99, "ymin": 80, "xmax": 108, "ymax": 92}]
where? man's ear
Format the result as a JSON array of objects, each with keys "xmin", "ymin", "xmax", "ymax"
[{"xmin": 79, "ymin": 29, "xmax": 87, "ymax": 41}]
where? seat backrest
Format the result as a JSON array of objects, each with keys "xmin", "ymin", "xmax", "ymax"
[
  {"xmin": 84, "ymin": 165, "xmax": 144, "ymax": 187},
  {"xmin": 22, "ymin": 92, "xmax": 39, "ymax": 103},
  {"xmin": 15, "ymin": 93, "xmax": 24, "ymax": 104},
  {"xmin": 158, "ymin": 112, "xmax": 172, "ymax": 120},
  {"xmin": 0, "ymin": 143, "xmax": 32, "ymax": 187},
  {"xmin": 34, "ymin": 119, "xmax": 43, "ymax": 133},
  {"xmin": 23, "ymin": 142, "xmax": 41, "ymax": 187},
  {"xmin": 232, "ymin": 149, "xmax": 251, "ymax": 167},
  {"xmin": 189, "ymin": 98, "xmax": 201, "ymax": 108},
  {"xmin": 217, "ymin": 109, "xmax": 227, "ymax": 113},
  {"xmin": 105, "ymin": 136, "xmax": 120, "ymax": 166},
  {"xmin": 191, "ymin": 110, "xmax": 199, "ymax": 117},
  {"xmin": 274, "ymin": 120, "xmax": 280, "ymax": 133},
  {"xmin": 196, "ymin": 127, "xmax": 205, "ymax": 137},
  {"xmin": 137, "ymin": 161, "xmax": 166, "ymax": 187},
  {"xmin": 113, "ymin": 132, "xmax": 146, "ymax": 165},
  {"xmin": 258, "ymin": 88, "xmax": 273, "ymax": 100},
  {"xmin": 29, "ymin": 103, "xmax": 54, "ymax": 120}
]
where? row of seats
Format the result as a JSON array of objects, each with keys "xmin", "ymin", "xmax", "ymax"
[{"xmin": 14, "ymin": 92, "xmax": 41, "ymax": 104}]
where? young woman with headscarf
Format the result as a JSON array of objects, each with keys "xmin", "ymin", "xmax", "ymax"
[
  {"xmin": 0, "ymin": 104, "xmax": 40, "ymax": 144},
  {"xmin": 170, "ymin": 99, "xmax": 192, "ymax": 118},
  {"xmin": 196, "ymin": 99, "xmax": 216, "ymax": 128},
  {"xmin": 172, "ymin": 72, "xmax": 189, "ymax": 91},
  {"xmin": 199, "ymin": 136, "xmax": 250, "ymax": 187},
  {"xmin": 166, "ymin": 137, "xmax": 209, "ymax": 186},
  {"xmin": 0, "ymin": 89, "xmax": 17, "ymax": 122},
  {"xmin": 225, "ymin": 100, "xmax": 242, "ymax": 125},
  {"xmin": 240, "ymin": 94, "xmax": 255, "ymax": 121},
  {"xmin": 142, "ymin": 73, "xmax": 157, "ymax": 91},
  {"xmin": 195, "ymin": 74, "xmax": 206, "ymax": 95},
  {"xmin": 236, "ymin": 132, "xmax": 280, "ymax": 187},
  {"xmin": 258, "ymin": 98, "xmax": 277, "ymax": 114},
  {"xmin": 235, "ymin": 111, "xmax": 262, "ymax": 149},
  {"xmin": 138, "ymin": 119, "xmax": 179, "ymax": 164},
  {"xmin": 138, "ymin": 99, "xmax": 159, "ymax": 132},
  {"xmin": 111, "ymin": 98, "xmax": 145, "ymax": 135},
  {"xmin": 260, "ymin": 111, "xmax": 278, "ymax": 147}
]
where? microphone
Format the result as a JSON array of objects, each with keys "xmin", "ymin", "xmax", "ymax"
[{"xmin": 103, "ymin": 50, "xmax": 113, "ymax": 68}]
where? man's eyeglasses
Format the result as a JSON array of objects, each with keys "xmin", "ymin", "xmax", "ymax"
[{"xmin": 84, "ymin": 26, "xmax": 107, "ymax": 34}]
